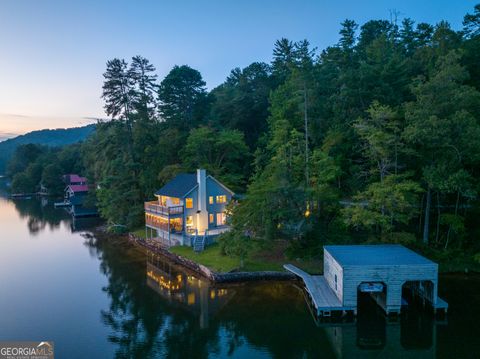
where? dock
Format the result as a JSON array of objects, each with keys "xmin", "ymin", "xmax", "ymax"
[
  {"xmin": 284, "ymin": 264, "xmax": 353, "ymax": 317},
  {"xmin": 54, "ymin": 201, "xmax": 70, "ymax": 208},
  {"xmin": 285, "ymin": 245, "xmax": 449, "ymax": 320}
]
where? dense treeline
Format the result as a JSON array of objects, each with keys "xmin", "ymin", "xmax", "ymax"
[
  {"xmin": 7, "ymin": 142, "xmax": 86, "ymax": 196},
  {"xmin": 0, "ymin": 125, "xmax": 95, "ymax": 174},
  {"xmin": 8, "ymin": 5, "xmax": 480, "ymax": 263}
]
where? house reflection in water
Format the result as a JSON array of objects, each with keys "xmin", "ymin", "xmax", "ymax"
[
  {"xmin": 146, "ymin": 252, "xmax": 235, "ymax": 328},
  {"xmin": 322, "ymin": 311, "xmax": 441, "ymax": 358}
]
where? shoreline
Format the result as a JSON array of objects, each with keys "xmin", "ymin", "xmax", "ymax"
[
  {"xmin": 127, "ymin": 232, "xmax": 297, "ymax": 283},
  {"xmin": 92, "ymin": 226, "xmax": 479, "ymax": 283}
]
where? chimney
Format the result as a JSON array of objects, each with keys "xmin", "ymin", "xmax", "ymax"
[{"xmin": 196, "ymin": 169, "xmax": 208, "ymax": 233}]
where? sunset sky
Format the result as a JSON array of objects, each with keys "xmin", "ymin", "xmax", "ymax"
[{"xmin": 0, "ymin": 0, "xmax": 476, "ymax": 140}]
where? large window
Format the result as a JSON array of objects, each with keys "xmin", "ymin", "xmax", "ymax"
[
  {"xmin": 216, "ymin": 212, "xmax": 226, "ymax": 226},
  {"xmin": 186, "ymin": 215, "xmax": 194, "ymax": 233},
  {"xmin": 159, "ymin": 196, "xmax": 180, "ymax": 206},
  {"xmin": 216, "ymin": 195, "xmax": 227, "ymax": 204},
  {"xmin": 185, "ymin": 198, "xmax": 193, "ymax": 209}
]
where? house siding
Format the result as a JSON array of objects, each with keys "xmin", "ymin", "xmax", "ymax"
[
  {"xmin": 146, "ymin": 170, "xmax": 234, "ymax": 247},
  {"xmin": 324, "ymin": 249, "xmax": 344, "ymax": 303},
  {"xmin": 341, "ymin": 264, "xmax": 438, "ymax": 311},
  {"xmin": 183, "ymin": 187, "xmax": 199, "ymax": 233},
  {"xmin": 205, "ymin": 177, "xmax": 232, "ymax": 230},
  {"xmin": 180, "ymin": 177, "xmax": 232, "ymax": 233}
]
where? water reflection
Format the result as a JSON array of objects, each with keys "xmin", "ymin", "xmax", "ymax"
[
  {"xmin": 146, "ymin": 253, "xmax": 235, "ymax": 329},
  {"xmin": 83, "ymin": 228, "xmax": 443, "ymax": 359},
  {"xmin": 319, "ymin": 292, "xmax": 442, "ymax": 358},
  {"xmin": 9, "ymin": 197, "xmax": 70, "ymax": 235},
  {"xmin": 2, "ymin": 196, "xmax": 476, "ymax": 358},
  {"xmin": 83, "ymin": 231, "xmax": 335, "ymax": 358}
]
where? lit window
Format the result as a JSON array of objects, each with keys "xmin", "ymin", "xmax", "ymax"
[
  {"xmin": 209, "ymin": 196, "xmax": 213, "ymax": 204},
  {"xmin": 216, "ymin": 212, "xmax": 226, "ymax": 226},
  {"xmin": 186, "ymin": 216, "xmax": 193, "ymax": 226},
  {"xmin": 216, "ymin": 195, "xmax": 227, "ymax": 204},
  {"xmin": 185, "ymin": 198, "xmax": 193, "ymax": 208},
  {"xmin": 209, "ymin": 213, "xmax": 214, "ymax": 224}
]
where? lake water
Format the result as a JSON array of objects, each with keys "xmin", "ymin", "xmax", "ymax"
[{"xmin": 0, "ymin": 195, "xmax": 479, "ymax": 358}]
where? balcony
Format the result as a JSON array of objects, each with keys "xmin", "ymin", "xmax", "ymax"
[
  {"xmin": 145, "ymin": 216, "xmax": 183, "ymax": 233},
  {"xmin": 144, "ymin": 201, "xmax": 183, "ymax": 216}
]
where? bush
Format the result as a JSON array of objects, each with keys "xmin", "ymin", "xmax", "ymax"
[{"xmin": 474, "ymin": 252, "xmax": 480, "ymax": 264}]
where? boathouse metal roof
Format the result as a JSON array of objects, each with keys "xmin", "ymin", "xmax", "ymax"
[
  {"xmin": 324, "ymin": 245, "xmax": 435, "ymax": 266},
  {"xmin": 155, "ymin": 173, "xmax": 198, "ymax": 198},
  {"xmin": 64, "ymin": 174, "xmax": 87, "ymax": 184}
]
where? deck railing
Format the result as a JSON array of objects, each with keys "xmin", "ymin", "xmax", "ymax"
[
  {"xmin": 145, "ymin": 217, "xmax": 183, "ymax": 232},
  {"xmin": 144, "ymin": 201, "xmax": 183, "ymax": 216}
]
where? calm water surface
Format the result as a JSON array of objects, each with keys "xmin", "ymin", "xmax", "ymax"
[{"xmin": 0, "ymin": 196, "xmax": 479, "ymax": 358}]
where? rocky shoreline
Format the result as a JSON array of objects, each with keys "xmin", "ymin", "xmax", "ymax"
[{"xmin": 127, "ymin": 233, "xmax": 297, "ymax": 283}]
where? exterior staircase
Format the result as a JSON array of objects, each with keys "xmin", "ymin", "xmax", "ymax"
[{"xmin": 193, "ymin": 232, "xmax": 207, "ymax": 252}]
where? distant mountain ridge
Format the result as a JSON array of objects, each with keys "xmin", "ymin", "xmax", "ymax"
[{"xmin": 0, "ymin": 124, "xmax": 96, "ymax": 174}]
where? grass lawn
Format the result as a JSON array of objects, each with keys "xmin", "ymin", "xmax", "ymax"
[
  {"xmin": 132, "ymin": 227, "xmax": 323, "ymax": 273},
  {"xmin": 170, "ymin": 244, "xmax": 239, "ymax": 272},
  {"xmin": 170, "ymin": 243, "xmax": 323, "ymax": 274},
  {"xmin": 131, "ymin": 227, "xmax": 147, "ymax": 239}
]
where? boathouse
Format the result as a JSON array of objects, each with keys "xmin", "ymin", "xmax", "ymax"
[{"xmin": 285, "ymin": 244, "xmax": 448, "ymax": 317}]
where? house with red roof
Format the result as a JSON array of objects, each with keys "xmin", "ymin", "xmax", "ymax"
[
  {"xmin": 63, "ymin": 174, "xmax": 97, "ymax": 217},
  {"xmin": 63, "ymin": 174, "xmax": 87, "ymax": 186}
]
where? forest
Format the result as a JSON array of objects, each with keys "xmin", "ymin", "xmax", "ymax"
[{"xmin": 7, "ymin": 5, "xmax": 480, "ymax": 266}]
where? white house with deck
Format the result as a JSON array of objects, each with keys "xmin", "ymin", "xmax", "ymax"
[{"xmin": 144, "ymin": 169, "xmax": 234, "ymax": 250}]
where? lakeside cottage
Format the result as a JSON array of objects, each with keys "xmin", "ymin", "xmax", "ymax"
[
  {"xmin": 61, "ymin": 174, "xmax": 97, "ymax": 217},
  {"xmin": 144, "ymin": 169, "xmax": 234, "ymax": 249}
]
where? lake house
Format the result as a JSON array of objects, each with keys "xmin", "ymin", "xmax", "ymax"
[
  {"xmin": 61, "ymin": 174, "xmax": 98, "ymax": 217},
  {"xmin": 144, "ymin": 169, "xmax": 234, "ymax": 248}
]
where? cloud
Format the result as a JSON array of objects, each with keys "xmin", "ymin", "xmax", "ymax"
[{"xmin": 1, "ymin": 113, "xmax": 30, "ymax": 118}]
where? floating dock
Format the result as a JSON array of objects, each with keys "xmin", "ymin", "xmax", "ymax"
[
  {"xmin": 54, "ymin": 201, "xmax": 70, "ymax": 208},
  {"xmin": 284, "ymin": 264, "xmax": 354, "ymax": 317}
]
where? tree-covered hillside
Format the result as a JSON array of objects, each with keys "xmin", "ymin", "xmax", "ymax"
[
  {"xmin": 0, "ymin": 124, "xmax": 95, "ymax": 173},
  {"xmin": 8, "ymin": 5, "xmax": 480, "ymax": 265}
]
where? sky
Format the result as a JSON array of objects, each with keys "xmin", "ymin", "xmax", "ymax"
[{"xmin": 0, "ymin": 0, "xmax": 477, "ymax": 140}]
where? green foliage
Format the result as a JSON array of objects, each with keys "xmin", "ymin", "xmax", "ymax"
[
  {"xmin": 0, "ymin": 125, "xmax": 94, "ymax": 174},
  {"xmin": 7, "ymin": 5, "xmax": 480, "ymax": 262},
  {"xmin": 158, "ymin": 65, "xmax": 207, "ymax": 130},
  {"xmin": 181, "ymin": 126, "xmax": 250, "ymax": 191},
  {"xmin": 218, "ymin": 231, "xmax": 254, "ymax": 269},
  {"xmin": 170, "ymin": 244, "xmax": 240, "ymax": 272},
  {"xmin": 474, "ymin": 252, "xmax": 480, "ymax": 264},
  {"xmin": 210, "ymin": 62, "xmax": 273, "ymax": 147},
  {"xmin": 343, "ymin": 175, "xmax": 422, "ymax": 233},
  {"xmin": 11, "ymin": 172, "xmax": 36, "ymax": 193}
]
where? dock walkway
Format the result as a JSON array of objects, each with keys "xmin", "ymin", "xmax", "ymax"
[{"xmin": 284, "ymin": 264, "xmax": 353, "ymax": 317}]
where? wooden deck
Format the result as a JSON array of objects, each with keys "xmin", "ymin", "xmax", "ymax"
[
  {"xmin": 435, "ymin": 296, "xmax": 449, "ymax": 312},
  {"xmin": 284, "ymin": 264, "xmax": 352, "ymax": 316}
]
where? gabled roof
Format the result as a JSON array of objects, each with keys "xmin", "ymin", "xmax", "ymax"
[
  {"xmin": 64, "ymin": 174, "xmax": 87, "ymax": 184},
  {"xmin": 207, "ymin": 175, "xmax": 235, "ymax": 196},
  {"xmin": 68, "ymin": 184, "xmax": 89, "ymax": 193},
  {"xmin": 155, "ymin": 173, "xmax": 197, "ymax": 198},
  {"xmin": 324, "ymin": 245, "xmax": 435, "ymax": 266}
]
